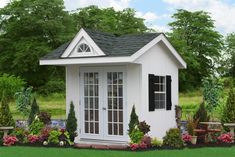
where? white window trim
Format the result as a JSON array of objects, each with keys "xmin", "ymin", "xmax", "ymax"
[{"xmin": 154, "ymin": 76, "xmax": 166, "ymax": 109}]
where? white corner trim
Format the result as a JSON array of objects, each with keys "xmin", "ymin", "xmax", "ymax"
[
  {"xmin": 131, "ymin": 34, "xmax": 187, "ymax": 69},
  {"xmin": 61, "ymin": 28, "xmax": 106, "ymax": 58}
]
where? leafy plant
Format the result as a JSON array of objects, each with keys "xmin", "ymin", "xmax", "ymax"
[
  {"xmin": 217, "ymin": 133, "xmax": 233, "ymax": 144},
  {"xmin": 3, "ymin": 135, "xmax": 18, "ymax": 146},
  {"xmin": 151, "ymin": 137, "xmax": 163, "ymax": 147},
  {"xmin": 39, "ymin": 127, "xmax": 51, "ymax": 142},
  {"xmin": 13, "ymin": 128, "xmax": 28, "ymax": 143},
  {"xmin": 15, "ymin": 87, "xmax": 33, "ymax": 117},
  {"xmin": 28, "ymin": 97, "xmax": 40, "ymax": 125},
  {"xmin": 129, "ymin": 127, "xmax": 144, "ymax": 144},
  {"xmin": 29, "ymin": 117, "xmax": 44, "ymax": 135},
  {"xmin": 187, "ymin": 117, "xmax": 199, "ymax": 136},
  {"xmin": 193, "ymin": 101, "xmax": 210, "ymax": 128},
  {"xmin": 138, "ymin": 121, "xmax": 150, "ymax": 135},
  {"xmin": 140, "ymin": 135, "xmax": 151, "ymax": 147},
  {"xmin": 0, "ymin": 74, "xmax": 25, "ymax": 101},
  {"xmin": 27, "ymin": 135, "xmax": 39, "ymax": 143},
  {"xmin": 130, "ymin": 143, "xmax": 139, "ymax": 151},
  {"xmin": 163, "ymin": 128, "xmax": 184, "ymax": 148},
  {"xmin": 221, "ymin": 87, "xmax": 235, "ymax": 130},
  {"xmin": 66, "ymin": 102, "xmax": 77, "ymax": 141},
  {"xmin": 38, "ymin": 111, "xmax": 51, "ymax": 125},
  {"xmin": 0, "ymin": 96, "xmax": 15, "ymax": 127},
  {"xmin": 48, "ymin": 129, "xmax": 61, "ymax": 144},
  {"xmin": 202, "ymin": 78, "xmax": 222, "ymax": 113},
  {"xmin": 182, "ymin": 133, "xmax": 192, "ymax": 144},
  {"xmin": 128, "ymin": 105, "xmax": 139, "ymax": 135}
]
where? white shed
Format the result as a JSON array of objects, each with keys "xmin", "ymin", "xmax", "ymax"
[{"xmin": 40, "ymin": 28, "xmax": 186, "ymax": 145}]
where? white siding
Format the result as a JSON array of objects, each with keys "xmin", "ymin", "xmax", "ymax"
[{"xmin": 134, "ymin": 41, "xmax": 179, "ymax": 139}]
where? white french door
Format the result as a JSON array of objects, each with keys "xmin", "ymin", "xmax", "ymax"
[{"xmin": 79, "ymin": 67, "xmax": 126, "ymax": 141}]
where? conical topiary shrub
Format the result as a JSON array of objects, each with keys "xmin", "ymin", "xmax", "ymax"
[
  {"xmin": 128, "ymin": 105, "xmax": 139, "ymax": 135},
  {"xmin": 66, "ymin": 102, "xmax": 77, "ymax": 142},
  {"xmin": 0, "ymin": 96, "xmax": 15, "ymax": 127},
  {"xmin": 28, "ymin": 97, "xmax": 40, "ymax": 125},
  {"xmin": 221, "ymin": 87, "xmax": 235, "ymax": 131}
]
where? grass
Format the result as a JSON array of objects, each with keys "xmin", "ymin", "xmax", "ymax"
[
  {"xmin": 10, "ymin": 93, "xmax": 66, "ymax": 120},
  {"xmin": 1, "ymin": 146, "xmax": 235, "ymax": 157}
]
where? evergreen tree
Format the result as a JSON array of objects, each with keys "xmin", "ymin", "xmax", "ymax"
[
  {"xmin": 128, "ymin": 105, "xmax": 139, "ymax": 135},
  {"xmin": 28, "ymin": 97, "xmax": 40, "ymax": 125},
  {"xmin": 193, "ymin": 101, "xmax": 210, "ymax": 123},
  {"xmin": 221, "ymin": 87, "xmax": 235, "ymax": 130},
  {"xmin": 66, "ymin": 102, "xmax": 77, "ymax": 141},
  {"xmin": 0, "ymin": 96, "xmax": 15, "ymax": 127}
]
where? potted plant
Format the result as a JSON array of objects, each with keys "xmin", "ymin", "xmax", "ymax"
[{"xmin": 187, "ymin": 117, "xmax": 199, "ymax": 145}]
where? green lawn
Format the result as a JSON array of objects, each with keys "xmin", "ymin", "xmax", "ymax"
[
  {"xmin": 9, "ymin": 92, "xmax": 203, "ymax": 120},
  {"xmin": 10, "ymin": 93, "xmax": 66, "ymax": 120},
  {"xmin": 1, "ymin": 146, "xmax": 235, "ymax": 157}
]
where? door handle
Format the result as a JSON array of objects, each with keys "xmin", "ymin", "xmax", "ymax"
[{"xmin": 102, "ymin": 107, "xmax": 106, "ymax": 111}]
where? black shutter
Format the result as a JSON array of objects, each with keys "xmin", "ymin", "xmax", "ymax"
[
  {"xmin": 166, "ymin": 75, "xmax": 172, "ymax": 110},
  {"xmin": 149, "ymin": 74, "xmax": 155, "ymax": 111}
]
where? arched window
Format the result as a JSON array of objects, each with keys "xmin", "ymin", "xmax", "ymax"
[{"xmin": 77, "ymin": 43, "xmax": 91, "ymax": 53}]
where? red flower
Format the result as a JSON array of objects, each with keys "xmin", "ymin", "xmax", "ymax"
[
  {"xmin": 130, "ymin": 143, "xmax": 139, "ymax": 151},
  {"xmin": 28, "ymin": 135, "xmax": 39, "ymax": 143},
  {"xmin": 3, "ymin": 136, "xmax": 18, "ymax": 146},
  {"xmin": 182, "ymin": 133, "xmax": 192, "ymax": 143},
  {"xmin": 139, "ymin": 142, "xmax": 147, "ymax": 149},
  {"xmin": 218, "ymin": 133, "xmax": 233, "ymax": 144}
]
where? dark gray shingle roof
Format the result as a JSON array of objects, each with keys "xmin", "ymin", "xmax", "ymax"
[{"xmin": 41, "ymin": 29, "xmax": 161, "ymax": 60}]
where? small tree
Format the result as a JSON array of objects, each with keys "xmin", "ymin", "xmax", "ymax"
[
  {"xmin": 66, "ymin": 102, "xmax": 77, "ymax": 142},
  {"xmin": 193, "ymin": 101, "xmax": 210, "ymax": 123},
  {"xmin": 0, "ymin": 96, "xmax": 15, "ymax": 127},
  {"xmin": 221, "ymin": 87, "xmax": 235, "ymax": 131},
  {"xmin": 28, "ymin": 97, "xmax": 40, "ymax": 125},
  {"xmin": 128, "ymin": 105, "xmax": 139, "ymax": 135}
]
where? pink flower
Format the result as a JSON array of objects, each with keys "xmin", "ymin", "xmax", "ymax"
[
  {"xmin": 218, "ymin": 133, "xmax": 233, "ymax": 144},
  {"xmin": 28, "ymin": 135, "xmax": 39, "ymax": 143},
  {"xmin": 130, "ymin": 143, "xmax": 139, "ymax": 151},
  {"xmin": 182, "ymin": 133, "xmax": 192, "ymax": 143},
  {"xmin": 139, "ymin": 142, "xmax": 147, "ymax": 149},
  {"xmin": 3, "ymin": 136, "xmax": 18, "ymax": 146}
]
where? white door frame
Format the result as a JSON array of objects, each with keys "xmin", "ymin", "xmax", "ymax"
[{"xmin": 79, "ymin": 66, "xmax": 128, "ymax": 141}]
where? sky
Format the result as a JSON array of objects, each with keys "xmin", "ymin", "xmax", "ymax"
[{"xmin": 0, "ymin": 0, "xmax": 235, "ymax": 34}]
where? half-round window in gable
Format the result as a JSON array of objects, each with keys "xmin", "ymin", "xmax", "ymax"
[{"xmin": 77, "ymin": 43, "xmax": 91, "ymax": 53}]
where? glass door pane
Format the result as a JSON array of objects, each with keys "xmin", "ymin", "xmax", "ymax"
[
  {"xmin": 84, "ymin": 72, "xmax": 99, "ymax": 134},
  {"xmin": 107, "ymin": 72, "xmax": 124, "ymax": 135}
]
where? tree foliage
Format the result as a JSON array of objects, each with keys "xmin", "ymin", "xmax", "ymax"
[
  {"xmin": 221, "ymin": 87, "xmax": 235, "ymax": 128},
  {"xmin": 128, "ymin": 105, "xmax": 139, "ymax": 135},
  {"xmin": 28, "ymin": 97, "xmax": 40, "ymax": 125},
  {"xmin": 0, "ymin": 96, "xmax": 15, "ymax": 127},
  {"xmin": 0, "ymin": 74, "xmax": 25, "ymax": 101},
  {"xmin": 168, "ymin": 9, "xmax": 223, "ymax": 91},
  {"xmin": 72, "ymin": 5, "xmax": 148, "ymax": 35},
  {"xmin": 66, "ymin": 102, "xmax": 77, "ymax": 141},
  {"xmin": 0, "ymin": 0, "xmax": 76, "ymax": 88}
]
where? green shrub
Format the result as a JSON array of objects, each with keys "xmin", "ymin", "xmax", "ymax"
[
  {"xmin": 29, "ymin": 117, "xmax": 44, "ymax": 135},
  {"xmin": 129, "ymin": 127, "xmax": 144, "ymax": 144},
  {"xmin": 221, "ymin": 87, "xmax": 235, "ymax": 131},
  {"xmin": 48, "ymin": 129, "xmax": 61, "ymax": 144},
  {"xmin": 66, "ymin": 102, "xmax": 77, "ymax": 142},
  {"xmin": 193, "ymin": 101, "xmax": 210, "ymax": 123},
  {"xmin": 163, "ymin": 128, "xmax": 184, "ymax": 148},
  {"xmin": 0, "ymin": 74, "xmax": 25, "ymax": 100},
  {"xmin": 151, "ymin": 137, "xmax": 163, "ymax": 147},
  {"xmin": 28, "ymin": 97, "xmax": 40, "ymax": 125},
  {"xmin": 0, "ymin": 96, "xmax": 15, "ymax": 127},
  {"xmin": 128, "ymin": 105, "xmax": 139, "ymax": 135},
  {"xmin": 38, "ymin": 79, "xmax": 65, "ymax": 96},
  {"xmin": 13, "ymin": 128, "xmax": 27, "ymax": 143}
]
